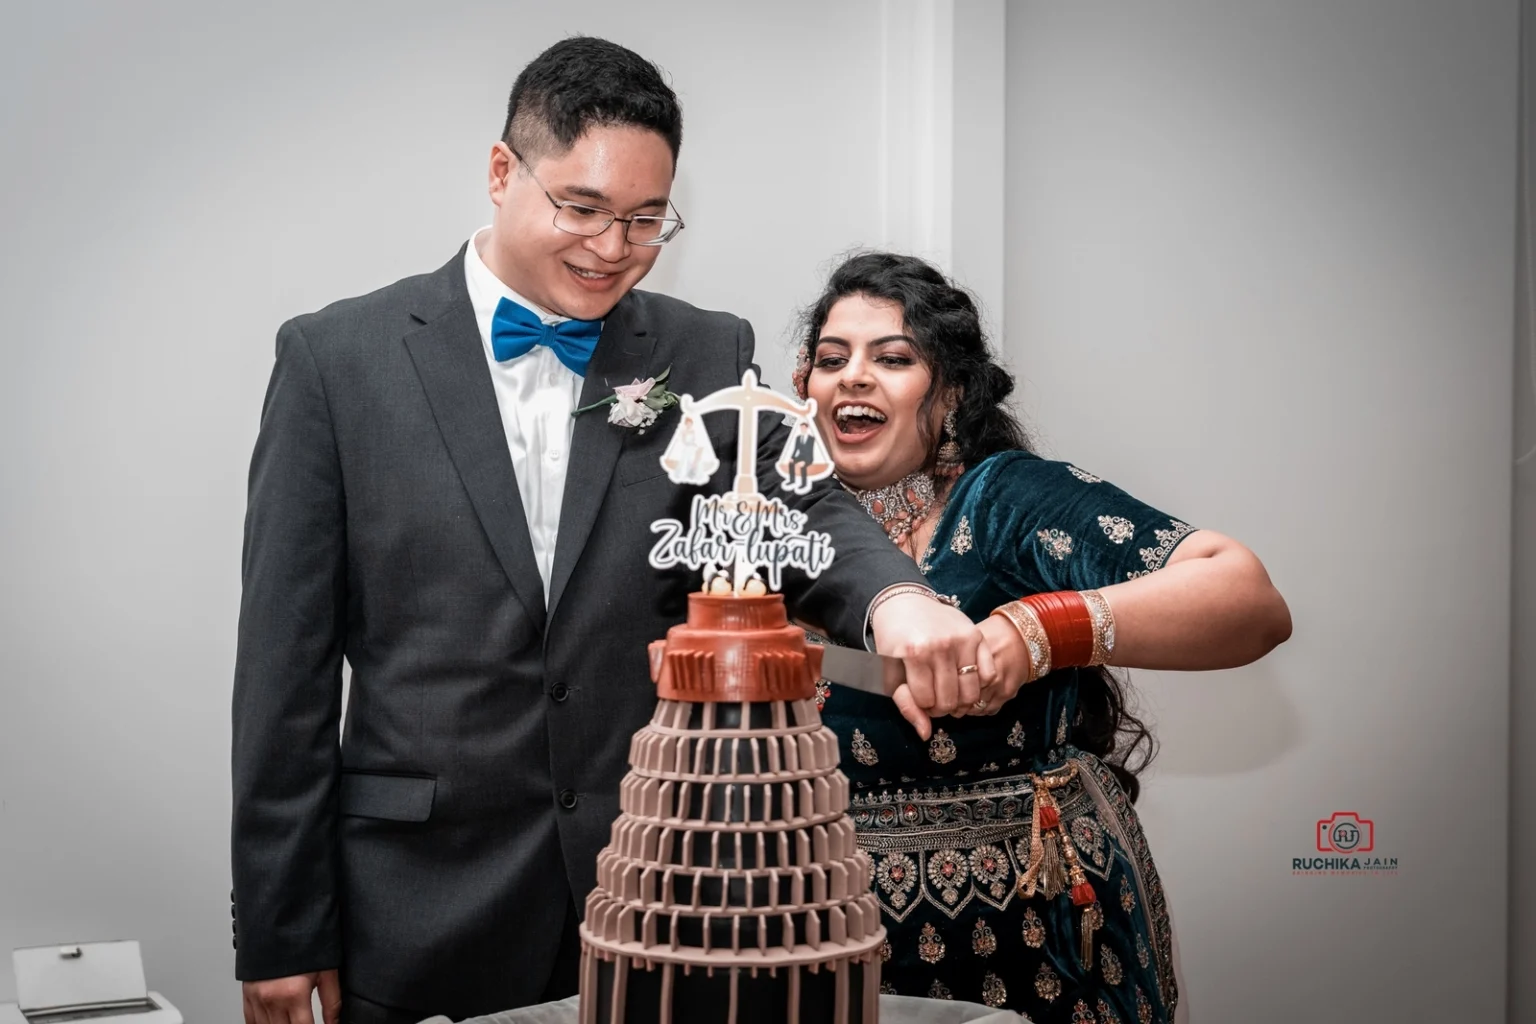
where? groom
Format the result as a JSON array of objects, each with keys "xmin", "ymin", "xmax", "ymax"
[{"xmin": 232, "ymin": 36, "xmax": 985, "ymax": 1024}]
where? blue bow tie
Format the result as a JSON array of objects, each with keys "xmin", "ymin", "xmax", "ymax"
[{"xmin": 490, "ymin": 296, "xmax": 603, "ymax": 376}]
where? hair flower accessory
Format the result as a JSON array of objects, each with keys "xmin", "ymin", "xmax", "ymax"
[{"xmin": 574, "ymin": 366, "xmax": 680, "ymax": 430}]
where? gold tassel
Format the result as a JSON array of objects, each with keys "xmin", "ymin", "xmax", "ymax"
[
  {"xmin": 1080, "ymin": 907, "xmax": 1095, "ymax": 970},
  {"xmin": 1040, "ymin": 833, "xmax": 1066, "ymax": 899},
  {"xmin": 1080, "ymin": 901, "xmax": 1102, "ymax": 971}
]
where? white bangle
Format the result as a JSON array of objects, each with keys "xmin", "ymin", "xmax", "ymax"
[{"xmin": 862, "ymin": 582, "xmax": 940, "ymax": 650}]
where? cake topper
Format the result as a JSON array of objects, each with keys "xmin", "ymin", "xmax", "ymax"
[{"xmin": 648, "ymin": 370, "xmax": 837, "ymax": 594}]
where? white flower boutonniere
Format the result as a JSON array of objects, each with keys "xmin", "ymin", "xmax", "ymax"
[{"xmin": 573, "ymin": 366, "xmax": 681, "ymax": 431}]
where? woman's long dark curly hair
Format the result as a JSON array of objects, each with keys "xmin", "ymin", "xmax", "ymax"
[{"xmin": 796, "ymin": 251, "xmax": 1156, "ymax": 800}]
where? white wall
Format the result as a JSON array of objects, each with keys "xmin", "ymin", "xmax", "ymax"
[
  {"xmin": 0, "ymin": 2, "xmax": 899, "ymax": 1020},
  {"xmin": 1004, "ymin": 3, "xmax": 1518, "ymax": 1021}
]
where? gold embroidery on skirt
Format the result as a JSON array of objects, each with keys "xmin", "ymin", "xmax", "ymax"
[
  {"xmin": 1071, "ymin": 813, "xmax": 1110, "ymax": 871},
  {"xmin": 928, "ymin": 728, "xmax": 957, "ymax": 764},
  {"xmin": 875, "ymin": 852, "xmax": 918, "ymax": 910},
  {"xmin": 1074, "ymin": 754, "xmax": 1178, "ymax": 1016},
  {"xmin": 1101, "ymin": 944, "xmax": 1124, "ymax": 986},
  {"xmin": 971, "ymin": 917, "xmax": 997, "ymax": 957},
  {"xmin": 851, "ymin": 728, "xmax": 879, "ymax": 766},
  {"xmin": 1022, "ymin": 906, "xmax": 1046, "ymax": 948},
  {"xmin": 1097, "ymin": 997, "xmax": 1123, "ymax": 1023},
  {"xmin": 879, "ymin": 938, "xmax": 891, "ymax": 962},
  {"xmin": 880, "ymin": 981, "xmax": 898, "ymax": 995},
  {"xmin": 1035, "ymin": 962, "xmax": 1062, "ymax": 1002},
  {"xmin": 917, "ymin": 921, "xmax": 946, "ymax": 964},
  {"xmin": 1121, "ymin": 874, "xmax": 1137, "ymax": 913},
  {"xmin": 927, "ymin": 979, "xmax": 952, "ymax": 1000},
  {"xmin": 1072, "ymin": 1000, "xmax": 1096, "ymax": 1023},
  {"xmin": 981, "ymin": 972, "xmax": 1008, "ymax": 1008},
  {"xmin": 1007, "ymin": 721, "xmax": 1026, "ymax": 748},
  {"xmin": 1136, "ymin": 932, "xmax": 1151, "ymax": 969},
  {"xmin": 969, "ymin": 844, "xmax": 1012, "ymax": 900},
  {"xmin": 1137, "ymin": 987, "xmax": 1153, "ymax": 1024},
  {"xmin": 927, "ymin": 849, "xmax": 970, "ymax": 906}
]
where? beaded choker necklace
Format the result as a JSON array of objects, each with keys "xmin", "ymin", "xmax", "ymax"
[{"xmin": 848, "ymin": 471, "xmax": 941, "ymax": 548}]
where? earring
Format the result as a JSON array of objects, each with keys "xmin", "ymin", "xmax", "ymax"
[{"xmin": 937, "ymin": 409, "xmax": 962, "ymax": 474}]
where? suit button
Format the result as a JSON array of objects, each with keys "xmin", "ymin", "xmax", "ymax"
[
  {"xmin": 558, "ymin": 789, "xmax": 578, "ymax": 810},
  {"xmin": 550, "ymin": 683, "xmax": 569, "ymax": 702}
]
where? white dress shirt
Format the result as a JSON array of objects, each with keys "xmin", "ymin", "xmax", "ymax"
[{"xmin": 464, "ymin": 227, "xmax": 586, "ymax": 599}]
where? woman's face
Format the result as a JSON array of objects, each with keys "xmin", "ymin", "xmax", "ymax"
[{"xmin": 807, "ymin": 293, "xmax": 942, "ymax": 491}]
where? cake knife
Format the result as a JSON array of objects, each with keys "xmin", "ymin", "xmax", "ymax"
[{"xmin": 810, "ymin": 643, "xmax": 907, "ymax": 697}]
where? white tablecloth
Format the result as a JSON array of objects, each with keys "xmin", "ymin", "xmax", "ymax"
[{"xmin": 424, "ymin": 994, "xmax": 1024, "ymax": 1024}]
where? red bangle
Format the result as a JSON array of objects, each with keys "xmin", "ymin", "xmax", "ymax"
[{"xmin": 1020, "ymin": 591, "xmax": 1095, "ymax": 669}]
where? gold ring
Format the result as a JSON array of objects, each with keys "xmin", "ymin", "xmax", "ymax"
[
  {"xmin": 973, "ymin": 698, "xmax": 989, "ymax": 711},
  {"xmin": 958, "ymin": 664, "xmax": 979, "ymax": 675}
]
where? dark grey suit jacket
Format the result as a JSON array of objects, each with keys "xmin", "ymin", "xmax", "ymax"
[{"xmin": 230, "ymin": 247, "xmax": 927, "ymax": 1018}]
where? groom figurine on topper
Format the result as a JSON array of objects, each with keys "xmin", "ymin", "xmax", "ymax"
[{"xmin": 231, "ymin": 36, "xmax": 990, "ymax": 1024}]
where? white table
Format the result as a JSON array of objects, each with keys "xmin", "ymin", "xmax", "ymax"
[{"xmin": 423, "ymin": 994, "xmax": 1026, "ymax": 1024}]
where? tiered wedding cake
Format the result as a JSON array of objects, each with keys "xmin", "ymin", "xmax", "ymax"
[{"xmin": 578, "ymin": 590, "xmax": 884, "ymax": 1024}]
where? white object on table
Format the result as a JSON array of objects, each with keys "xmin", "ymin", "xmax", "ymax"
[{"xmin": 0, "ymin": 940, "xmax": 182, "ymax": 1024}]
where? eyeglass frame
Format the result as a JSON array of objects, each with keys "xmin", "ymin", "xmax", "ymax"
[{"xmin": 507, "ymin": 145, "xmax": 685, "ymax": 246}]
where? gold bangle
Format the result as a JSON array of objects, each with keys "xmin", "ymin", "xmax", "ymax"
[
  {"xmin": 991, "ymin": 601, "xmax": 1052, "ymax": 682},
  {"xmin": 1080, "ymin": 589, "xmax": 1116, "ymax": 667}
]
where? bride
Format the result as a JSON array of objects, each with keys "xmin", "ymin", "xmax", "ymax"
[{"xmin": 794, "ymin": 252, "xmax": 1291, "ymax": 1022}]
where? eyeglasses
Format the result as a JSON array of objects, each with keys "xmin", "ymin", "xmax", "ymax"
[{"xmin": 510, "ymin": 147, "xmax": 685, "ymax": 246}]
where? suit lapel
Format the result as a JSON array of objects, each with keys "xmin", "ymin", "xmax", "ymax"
[
  {"xmin": 547, "ymin": 293, "xmax": 657, "ymax": 618},
  {"xmin": 403, "ymin": 252, "xmax": 547, "ymax": 628}
]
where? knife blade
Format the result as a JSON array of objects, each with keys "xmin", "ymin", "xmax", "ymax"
[{"xmin": 812, "ymin": 643, "xmax": 907, "ymax": 697}]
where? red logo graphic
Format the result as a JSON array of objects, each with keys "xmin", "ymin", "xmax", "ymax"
[{"xmin": 1316, "ymin": 812, "xmax": 1374, "ymax": 853}]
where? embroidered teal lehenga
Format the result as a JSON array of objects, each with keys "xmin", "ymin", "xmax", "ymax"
[{"xmin": 820, "ymin": 451, "xmax": 1193, "ymax": 1023}]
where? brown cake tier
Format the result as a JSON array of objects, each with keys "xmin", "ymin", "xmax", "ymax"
[
  {"xmin": 647, "ymin": 593, "xmax": 825, "ymax": 703},
  {"xmin": 579, "ymin": 595, "xmax": 883, "ymax": 1024}
]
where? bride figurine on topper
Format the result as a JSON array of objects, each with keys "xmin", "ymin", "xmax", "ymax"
[{"xmin": 659, "ymin": 408, "xmax": 719, "ymax": 485}]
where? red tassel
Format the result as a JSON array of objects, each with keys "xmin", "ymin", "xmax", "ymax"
[
  {"xmin": 1070, "ymin": 882, "xmax": 1096, "ymax": 906},
  {"xmin": 1039, "ymin": 804, "xmax": 1060, "ymax": 830}
]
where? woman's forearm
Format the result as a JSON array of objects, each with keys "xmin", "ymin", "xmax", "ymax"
[{"xmin": 1097, "ymin": 529, "xmax": 1291, "ymax": 671}]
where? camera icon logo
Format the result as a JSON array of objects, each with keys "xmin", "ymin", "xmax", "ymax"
[{"xmin": 1316, "ymin": 812, "xmax": 1374, "ymax": 853}]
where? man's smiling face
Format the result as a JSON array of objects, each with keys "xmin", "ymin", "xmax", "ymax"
[{"xmin": 484, "ymin": 125, "xmax": 675, "ymax": 322}]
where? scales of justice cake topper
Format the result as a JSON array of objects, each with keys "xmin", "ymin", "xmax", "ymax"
[
  {"xmin": 577, "ymin": 369, "xmax": 887, "ymax": 1024},
  {"xmin": 649, "ymin": 369, "xmax": 839, "ymax": 596}
]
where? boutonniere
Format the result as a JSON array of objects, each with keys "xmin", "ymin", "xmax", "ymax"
[{"xmin": 573, "ymin": 366, "xmax": 680, "ymax": 430}]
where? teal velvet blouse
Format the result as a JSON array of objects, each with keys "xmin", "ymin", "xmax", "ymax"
[{"xmin": 819, "ymin": 451, "xmax": 1195, "ymax": 1023}]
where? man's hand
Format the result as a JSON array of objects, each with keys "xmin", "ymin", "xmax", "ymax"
[
  {"xmin": 242, "ymin": 969, "xmax": 341, "ymax": 1024},
  {"xmin": 870, "ymin": 593, "xmax": 996, "ymax": 738}
]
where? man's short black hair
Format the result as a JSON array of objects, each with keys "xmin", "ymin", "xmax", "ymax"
[{"xmin": 502, "ymin": 37, "xmax": 682, "ymax": 164}]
